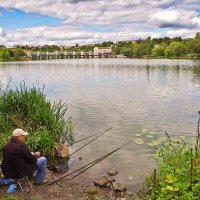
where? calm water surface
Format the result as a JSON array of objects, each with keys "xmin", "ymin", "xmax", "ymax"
[{"xmin": 1, "ymin": 58, "xmax": 200, "ymax": 188}]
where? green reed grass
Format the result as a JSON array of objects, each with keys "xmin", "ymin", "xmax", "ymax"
[{"xmin": 0, "ymin": 82, "xmax": 74, "ymax": 155}]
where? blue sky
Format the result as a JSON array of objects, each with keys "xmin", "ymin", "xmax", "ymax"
[
  {"xmin": 0, "ymin": 9, "xmax": 62, "ymax": 29},
  {"xmin": 0, "ymin": 0, "xmax": 199, "ymax": 46}
]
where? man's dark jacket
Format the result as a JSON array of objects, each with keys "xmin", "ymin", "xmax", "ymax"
[{"xmin": 1, "ymin": 137, "xmax": 38, "ymax": 179}]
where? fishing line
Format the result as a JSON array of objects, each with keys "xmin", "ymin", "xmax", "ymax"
[
  {"xmin": 47, "ymin": 141, "xmax": 130, "ymax": 186},
  {"xmin": 69, "ymin": 127, "xmax": 112, "ymax": 156}
]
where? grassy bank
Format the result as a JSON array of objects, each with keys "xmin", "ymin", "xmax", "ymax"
[{"xmin": 0, "ymin": 83, "xmax": 74, "ymax": 157}]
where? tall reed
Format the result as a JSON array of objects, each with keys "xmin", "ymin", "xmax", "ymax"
[{"xmin": 0, "ymin": 82, "xmax": 74, "ymax": 155}]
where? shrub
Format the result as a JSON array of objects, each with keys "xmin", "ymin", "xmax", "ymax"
[{"xmin": 145, "ymin": 132, "xmax": 200, "ymax": 200}]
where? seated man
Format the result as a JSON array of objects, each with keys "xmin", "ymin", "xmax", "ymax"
[{"xmin": 1, "ymin": 128, "xmax": 47, "ymax": 185}]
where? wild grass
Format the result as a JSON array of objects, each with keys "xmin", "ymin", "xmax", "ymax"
[
  {"xmin": 0, "ymin": 82, "xmax": 74, "ymax": 155},
  {"xmin": 85, "ymin": 188, "xmax": 100, "ymax": 200},
  {"xmin": 129, "ymin": 113, "xmax": 200, "ymax": 200},
  {"xmin": 138, "ymin": 131, "xmax": 200, "ymax": 200},
  {"xmin": 2, "ymin": 195, "xmax": 37, "ymax": 200}
]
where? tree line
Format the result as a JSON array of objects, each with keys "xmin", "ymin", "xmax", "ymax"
[
  {"xmin": 0, "ymin": 46, "xmax": 28, "ymax": 61},
  {"xmin": 0, "ymin": 32, "xmax": 200, "ymax": 61},
  {"xmin": 113, "ymin": 32, "xmax": 200, "ymax": 58},
  {"xmin": 15, "ymin": 32, "xmax": 200, "ymax": 59}
]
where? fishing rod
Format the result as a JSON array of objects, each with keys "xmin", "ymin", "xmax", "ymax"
[
  {"xmin": 69, "ymin": 127, "xmax": 112, "ymax": 156},
  {"xmin": 46, "ymin": 127, "xmax": 112, "ymax": 168},
  {"xmin": 47, "ymin": 141, "xmax": 130, "ymax": 186},
  {"xmin": 73, "ymin": 127, "xmax": 112, "ymax": 144},
  {"xmin": 70, "ymin": 142, "xmax": 130, "ymax": 180}
]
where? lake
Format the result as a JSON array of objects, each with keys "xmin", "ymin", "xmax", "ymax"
[{"xmin": 1, "ymin": 58, "xmax": 200, "ymax": 189}]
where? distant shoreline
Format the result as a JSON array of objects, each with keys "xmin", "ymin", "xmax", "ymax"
[{"xmin": 0, "ymin": 55, "xmax": 200, "ymax": 63}]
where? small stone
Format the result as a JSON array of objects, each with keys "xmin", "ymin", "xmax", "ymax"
[
  {"xmin": 93, "ymin": 176, "xmax": 110, "ymax": 187},
  {"xmin": 54, "ymin": 162, "xmax": 69, "ymax": 173},
  {"xmin": 54, "ymin": 143, "xmax": 69, "ymax": 158},
  {"xmin": 78, "ymin": 156, "xmax": 82, "ymax": 161},
  {"xmin": 107, "ymin": 169, "xmax": 118, "ymax": 176},
  {"xmin": 112, "ymin": 182, "xmax": 126, "ymax": 192},
  {"xmin": 59, "ymin": 144, "xmax": 69, "ymax": 158},
  {"xmin": 107, "ymin": 177, "xmax": 115, "ymax": 182},
  {"xmin": 127, "ymin": 191, "xmax": 134, "ymax": 195}
]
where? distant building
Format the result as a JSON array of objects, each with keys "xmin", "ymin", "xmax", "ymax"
[
  {"xmin": 93, "ymin": 47, "xmax": 112, "ymax": 55},
  {"xmin": 116, "ymin": 40, "xmax": 137, "ymax": 44},
  {"xmin": 60, "ymin": 45, "xmax": 73, "ymax": 50}
]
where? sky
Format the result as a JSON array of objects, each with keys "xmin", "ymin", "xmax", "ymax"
[{"xmin": 0, "ymin": 0, "xmax": 200, "ymax": 46}]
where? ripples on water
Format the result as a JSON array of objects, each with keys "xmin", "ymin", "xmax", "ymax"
[{"xmin": 1, "ymin": 58, "xmax": 200, "ymax": 187}]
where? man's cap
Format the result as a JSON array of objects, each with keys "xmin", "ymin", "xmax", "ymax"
[{"xmin": 12, "ymin": 128, "xmax": 29, "ymax": 137}]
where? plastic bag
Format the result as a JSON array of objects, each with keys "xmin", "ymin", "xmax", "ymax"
[
  {"xmin": 6, "ymin": 183, "xmax": 17, "ymax": 193},
  {"xmin": 0, "ymin": 178, "xmax": 15, "ymax": 185}
]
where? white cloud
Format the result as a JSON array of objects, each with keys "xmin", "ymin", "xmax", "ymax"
[
  {"xmin": 150, "ymin": 8, "xmax": 200, "ymax": 29},
  {"xmin": 0, "ymin": 0, "xmax": 199, "ymax": 45},
  {"xmin": 0, "ymin": 25, "xmax": 165, "ymax": 46},
  {"xmin": 0, "ymin": 27, "xmax": 5, "ymax": 37},
  {"xmin": 166, "ymin": 29, "xmax": 197, "ymax": 38}
]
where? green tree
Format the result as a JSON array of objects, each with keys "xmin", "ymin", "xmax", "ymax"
[
  {"xmin": 152, "ymin": 45, "xmax": 165, "ymax": 57},
  {"xmin": 0, "ymin": 49, "xmax": 11, "ymax": 60},
  {"xmin": 13, "ymin": 48, "xmax": 27, "ymax": 58},
  {"xmin": 195, "ymin": 32, "xmax": 200, "ymax": 40},
  {"xmin": 112, "ymin": 46, "xmax": 121, "ymax": 55},
  {"xmin": 165, "ymin": 42, "xmax": 186, "ymax": 57},
  {"xmin": 132, "ymin": 44, "xmax": 144, "ymax": 57},
  {"xmin": 121, "ymin": 47, "xmax": 132, "ymax": 57},
  {"xmin": 101, "ymin": 41, "xmax": 114, "ymax": 47}
]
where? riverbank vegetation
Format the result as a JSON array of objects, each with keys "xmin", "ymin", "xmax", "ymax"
[
  {"xmin": 132, "ymin": 125, "xmax": 200, "ymax": 199},
  {"xmin": 0, "ymin": 83, "xmax": 74, "ymax": 157},
  {"xmin": 14, "ymin": 32, "xmax": 200, "ymax": 60},
  {"xmin": 0, "ymin": 46, "xmax": 28, "ymax": 61},
  {"xmin": 114, "ymin": 32, "xmax": 200, "ymax": 59},
  {"xmin": 0, "ymin": 32, "xmax": 199, "ymax": 61}
]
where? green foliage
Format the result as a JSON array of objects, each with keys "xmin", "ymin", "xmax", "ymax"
[
  {"xmin": 195, "ymin": 32, "xmax": 200, "ymax": 40},
  {"xmin": 151, "ymin": 45, "xmax": 165, "ymax": 57},
  {"xmin": 0, "ymin": 83, "xmax": 74, "ymax": 155},
  {"xmin": 0, "ymin": 49, "xmax": 11, "ymax": 61},
  {"xmin": 111, "ymin": 32, "xmax": 200, "ymax": 58},
  {"xmin": 1, "ymin": 32, "xmax": 200, "ymax": 60},
  {"xmin": 2, "ymin": 196, "xmax": 23, "ymax": 200},
  {"xmin": 145, "ymin": 132, "xmax": 200, "ymax": 200},
  {"xmin": 40, "ymin": 45, "xmax": 61, "ymax": 52},
  {"xmin": 85, "ymin": 188, "xmax": 100, "ymax": 200},
  {"xmin": 27, "ymin": 130, "xmax": 54, "ymax": 153},
  {"xmin": 0, "ymin": 47, "xmax": 27, "ymax": 61},
  {"xmin": 2, "ymin": 196, "xmax": 37, "ymax": 200},
  {"xmin": 165, "ymin": 42, "xmax": 186, "ymax": 57},
  {"xmin": 12, "ymin": 48, "xmax": 27, "ymax": 58}
]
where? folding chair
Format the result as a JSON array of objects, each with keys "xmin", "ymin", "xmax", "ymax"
[{"xmin": 17, "ymin": 176, "xmax": 33, "ymax": 192}]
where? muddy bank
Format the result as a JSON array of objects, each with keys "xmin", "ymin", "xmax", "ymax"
[{"xmin": 0, "ymin": 171, "xmax": 138, "ymax": 200}]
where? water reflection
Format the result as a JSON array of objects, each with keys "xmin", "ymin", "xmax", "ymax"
[
  {"xmin": 193, "ymin": 65, "xmax": 200, "ymax": 81},
  {"xmin": 1, "ymin": 58, "xmax": 200, "ymax": 188}
]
